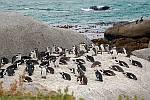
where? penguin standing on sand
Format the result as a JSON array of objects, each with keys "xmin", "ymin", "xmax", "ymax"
[
  {"xmin": 85, "ymin": 55, "xmax": 95, "ymax": 62},
  {"xmin": 110, "ymin": 47, "xmax": 117, "ymax": 59},
  {"xmin": 30, "ymin": 50, "xmax": 37, "ymax": 60},
  {"xmin": 95, "ymin": 70, "xmax": 103, "ymax": 82},
  {"xmin": 41, "ymin": 66, "xmax": 47, "ymax": 79},
  {"xmin": 0, "ymin": 69, "xmax": 5, "ymax": 78},
  {"xmin": 77, "ymin": 75, "xmax": 88, "ymax": 85}
]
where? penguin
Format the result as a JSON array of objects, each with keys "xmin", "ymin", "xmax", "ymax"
[
  {"xmin": 109, "ymin": 65, "xmax": 124, "ymax": 72},
  {"xmin": 21, "ymin": 56, "xmax": 32, "ymax": 61},
  {"xmin": 75, "ymin": 59, "xmax": 85, "ymax": 64},
  {"xmin": 49, "ymin": 60, "xmax": 56, "ymax": 68},
  {"xmin": 12, "ymin": 53, "xmax": 22, "ymax": 63},
  {"xmin": 129, "ymin": 59, "xmax": 143, "ymax": 68},
  {"xmin": 40, "ymin": 61, "xmax": 49, "ymax": 67},
  {"xmin": 94, "ymin": 70, "xmax": 103, "ymax": 82},
  {"xmin": 91, "ymin": 61, "xmax": 101, "ymax": 68},
  {"xmin": 60, "ymin": 72, "xmax": 71, "ymax": 81},
  {"xmin": 100, "ymin": 70, "xmax": 116, "ymax": 76},
  {"xmin": 47, "ymin": 55, "xmax": 57, "ymax": 62},
  {"xmin": 85, "ymin": 55, "xmax": 95, "ymax": 62},
  {"xmin": 100, "ymin": 44, "xmax": 105, "ymax": 52},
  {"xmin": 25, "ymin": 64, "xmax": 34, "ymax": 76},
  {"xmin": 23, "ymin": 76, "xmax": 33, "ymax": 82},
  {"xmin": 123, "ymin": 72, "xmax": 137, "ymax": 80},
  {"xmin": 5, "ymin": 66, "xmax": 15, "ymax": 76},
  {"xmin": 77, "ymin": 75, "xmax": 88, "ymax": 85},
  {"xmin": 51, "ymin": 44, "xmax": 57, "ymax": 54},
  {"xmin": 41, "ymin": 66, "xmax": 47, "ymax": 79},
  {"xmin": 110, "ymin": 47, "xmax": 117, "ymax": 59},
  {"xmin": 0, "ymin": 69, "xmax": 5, "ymax": 78},
  {"xmin": 79, "ymin": 42, "xmax": 87, "ymax": 53},
  {"xmin": 0, "ymin": 57, "xmax": 9, "ymax": 65},
  {"xmin": 54, "ymin": 55, "xmax": 63, "ymax": 67},
  {"xmin": 104, "ymin": 44, "xmax": 110, "ymax": 53},
  {"xmin": 69, "ymin": 68, "xmax": 75, "ymax": 74},
  {"xmin": 26, "ymin": 60, "xmax": 39, "ymax": 65},
  {"xmin": 46, "ymin": 67, "xmax": 54, "ymax": 74},
  {"xmin": 77, "ymin": 62, "xmax": 86, "ymax": 71},
  {"xmin": 77, "ymin": 66, "xmax": 85, "ymax": 76},
  {"xmin": 115, "ymin": 60, "xmax": 129, "ymax": 68},
  {"xmin": 30, "ymin": 50, "xmax": 37, "ymax": 60}
]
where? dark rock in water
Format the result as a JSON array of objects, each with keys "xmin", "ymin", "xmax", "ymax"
[{"xmin": 90, "ymin": 6, "xmax": 110, "ymax": 11}]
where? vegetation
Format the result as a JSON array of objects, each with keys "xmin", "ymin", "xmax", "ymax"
[
  {"xmin": 0, "ymin": 74, "xmax": 77, "ymax": 100},
  {"xmin": 0, "ymin": 75, "xmax": 145, "ymax": 100},
  {"xmin": 118, "ymin": 95, "xmax": 145, "ymax": 100}
]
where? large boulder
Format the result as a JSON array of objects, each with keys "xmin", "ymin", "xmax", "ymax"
[
  {"xmin": 105, "ymin": 20, "xmax": 150, "ymax": 40},
  {"xmin": 132, "ymin": 48, "xmax": 150, "ymax": 61},
  {"xmin": 0, "ymin": 12, "xmax": 91, "ymax": 58}
]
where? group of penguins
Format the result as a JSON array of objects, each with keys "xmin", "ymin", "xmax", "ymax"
[{"xmin": 0, "ymin": 42, "xmax": 143, "ymax": 85}]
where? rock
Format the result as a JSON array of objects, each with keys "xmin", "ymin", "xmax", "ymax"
[
  {"xmin": 132, "ymin": 48, "xmax": 150, "ymax": 61},
  {"xmin": 148, "ymin": 41, "xmax": 150, "ymax": 48},
  {"xmin": 105, "ymin": 20, "xmax": 150, "ymax": 40},
  {"xmin": 91, "ymin": 39, "xmax": 110, "ymax": 45},
  {"xmin": 0, "ymin": 12, "xmax": 91, "ymax": 58},
  {"xmin": 89, "ymin": 6, "xmax": 110, "ymax": 11}
]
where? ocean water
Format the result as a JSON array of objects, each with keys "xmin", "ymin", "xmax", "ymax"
[{"xmin": 0, "ymin": 0, "xmax": 150, "ymax": 25}]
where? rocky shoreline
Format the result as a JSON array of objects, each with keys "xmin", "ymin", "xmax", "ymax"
[{"xmin": 92, "ymin": 20, "xmax": 150, "ymax": 52}]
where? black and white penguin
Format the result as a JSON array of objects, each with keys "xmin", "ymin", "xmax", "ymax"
[
  {"xmin": 75, "ymin": 59, "xmax": 85, "ymax": 64},
  {"xmin": 30, "ymin": 50, "xmax": 38, "ymax": 60},
  {"xmin": 129, "ymin": 59, "xmax": 143, "ymax": 68},
  {"xmin": 77, "ymin": 75, "xmax": 88, "ymax": 85},
  {"xmin": 26, "ymin": 60, "xmax": 39, "ymax": 65},
  {"xmin": 46, "ymin": 55, "xmax": 57, "ymax": 62},
  {"xmin": 115, "ymin": 60, "xmax": 129, "ymax": 68},
  {"xmin": 109, "ymin": 65, "xmax": 124, "ymax": 72},
  {"xmin": 0, "ymin": 57, "xmax": 9, "ymax": 65},
  {"xmin": 23, "ymin": 76, "xmax": 33, "ymax": 82},
  {"xmin": 69, "ymin": 68, "xmax": 75, "ymax": 74},
  {"xmin": 5, "ymin": 66, "xmax": 15, "ymax": 76},
  {"xmin": 60, "ymin": 72, "xmax": 71, "ymax": 81},
  {"xmin": 77, "ymin": 63, "xmax": 86, "ymax": 71},
  {"xmin": 116, "ymin": 47, "xmax": 127, "ymax": 55},
  {"xmin": 25, "ymin": 64, "xmax": 34, "ymax": 76},
  {"xmin": 100, "ymin": 70, "xmax": 116, "ymax": 76},
  {"xmin": 85, "ymin": 55, "xmax": 95, "ymax": 62},
  {"xmin": 77, "ymin": 66, "xmax": 85, "ymax": 76},
  {"xmin": 0, "ymin": 69, "xmax": 5, "ymax": 78},
  {"xmin": 123, "ymin": 72, "xmax": 137, "ymax": 80},
  {"xmin": 59, "ymin": 57, "xmax": 68, "ymax": 65},
  {"xmin": 21, "ymin": 56, "xmax": 32, "ymax": 61},
  {"xmin": 91, "ymin": 61, "xmax": 101, "ymax": 68},
  {"xmin": 46, "ymin": 67, "xmax": 54, "ymax": 74},
  {"xmin": 94, "ymin": 70, "xmax": 103, "ymax": 82},
  {"xmin": 12, "ymin": 53, "xmax": 22, "ymax": 63}
]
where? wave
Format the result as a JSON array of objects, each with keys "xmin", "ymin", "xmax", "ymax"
[{"xmin": 81, "ymin": 8, "xmax": 93, "ymax": 12}]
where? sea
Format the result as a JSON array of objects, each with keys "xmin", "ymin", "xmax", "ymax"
[{"xmin": 0, "ymin": 0, "xmax": 150, "ymax": 39}]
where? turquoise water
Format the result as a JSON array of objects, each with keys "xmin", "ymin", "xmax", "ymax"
[{"xmin": 0, "ymin": 0, "xmax": 150, "ymax": 25}]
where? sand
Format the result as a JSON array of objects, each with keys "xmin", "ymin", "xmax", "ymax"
[{"xmin": 1, "ymin": 51, "xmax": 150, "ymax": 100}]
